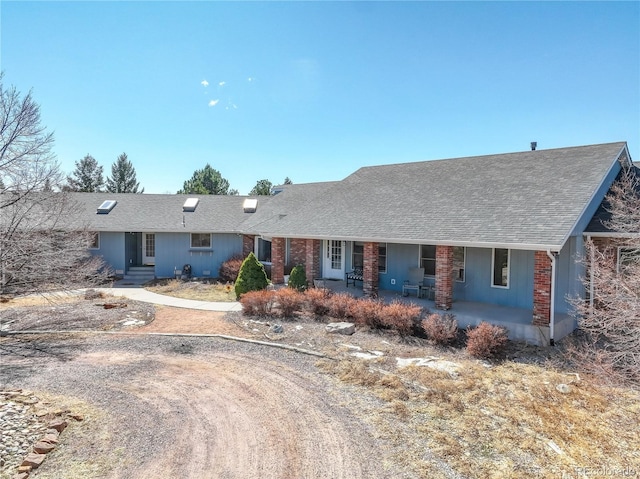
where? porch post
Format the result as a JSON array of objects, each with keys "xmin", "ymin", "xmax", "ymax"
[
  {"xmin": 363, "ymin": 242, "xmax": 379, "ymax": 298},
  {"xmin": 532, "ymin": 251, "xmax": 551, "ymax": 326},
  {"xmin": 305, "ymin": 239, "xmax": 321, "ymax": 285},
  {"xmin": 242, "ymin": 235, "xmax": 255, "ymax": 257},
  {"xmin": 435, "ymin": 245, "xmax": 453, "ymax": 310},
  {"xmin": 271, "ymin": 237, "xmax": 286, "ymax": 285}
]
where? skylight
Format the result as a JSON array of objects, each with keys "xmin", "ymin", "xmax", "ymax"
[
  {"xmin": 183, "ymin": 197, "xmax": 199, "ymax": 212},
  {"xmin": 97, "ymin": 200, "xmax": 117, "ymax": 214},
  {"xmin": 243, "ymin": 198, "xmax": 258, "ymax": 213}
]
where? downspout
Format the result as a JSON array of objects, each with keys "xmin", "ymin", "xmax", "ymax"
[{"xmin": 546, "ymin": 250, "xmax": 557, "ymax": 346}]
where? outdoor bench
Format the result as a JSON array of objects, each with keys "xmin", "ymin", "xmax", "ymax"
[{"xmin": 345, "ymin": 269, "xmax": 363, "ymax": 287}]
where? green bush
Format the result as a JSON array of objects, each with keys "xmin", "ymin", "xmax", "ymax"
[
  {"xmin": 288, "ymin": 264, "xmax": 308, "ymax": 291},
  {"xmin": 234, "ymin": 252, "xmax": 268, "ymax": 299}
]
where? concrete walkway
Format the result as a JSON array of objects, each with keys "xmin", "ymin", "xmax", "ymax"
[{"xmin": 96, "ymin": 279, "xmax": 242, "ymax": 312}]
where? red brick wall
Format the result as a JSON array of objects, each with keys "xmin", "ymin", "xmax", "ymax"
[
  {"xmin": 289, "ymin": 238, "xmax": 307, "ymax": 269},
  {"xmin": 305, "ymin": 239, "xmax": 320, "ymax": 284},
  {"xmin": 532, "ymin": 251, "xmax": 551, "ymax": 326},
  {"xmin": 271, "ymin": 237, "xmax": 285, "ymax": 285},
  {"xmin": 242, "ymin": 235, "xmax": 255, "ymax": 257},
  {"xmin": 363, "ymin": 242, "xmax": 379, "ymax": 298},
  {"xmin": 435, "ymin": 245, "xmax": 453, "ymax": 310}
]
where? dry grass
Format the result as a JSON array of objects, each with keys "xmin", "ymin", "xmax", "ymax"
[
  {"xmin": 319, "ymin": 356, "xmax": 640, "ymax": 479},
  {"xmin": 145, "ymin": 279, "xmax": 235, "ymax": 302},
  {"xmin": 0, "ymin": 293, "xmax": 82, "ymax": 309}
]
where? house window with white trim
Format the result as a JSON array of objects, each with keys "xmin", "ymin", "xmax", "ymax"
[
  {"xmin": 378, "ymin": 243, "xmax": 387, "ymax": 273},
  {"xmin": 420, "ymin": 245, "xmax": 436, "ymax": 276},
  {"xmin": 88, "ymin": 232, "xmax": 99, "ymax": 250},
  {"xmin": 191, "ymin": 233, "xmax": 211, "ymax": 248},
  {"xmin": 492, "ymin": 248, "xmax": 510, "ymax": 288},
  {"xmin": 453, "ymin": 246, "xmax": 465, "ymax": 282}
]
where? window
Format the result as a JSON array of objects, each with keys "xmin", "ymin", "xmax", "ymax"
[
  {"xmin": 352, "ymin": 242, "xmax": 364, "ymax": 270},
  {"xmin": 378, "ymin": 243, "xmax": 387, "ymax": 273},
  {"xmin": 453, "ymin": 246, "xmax": 465, "ymax": 282},
  {"xmin": 352, "ymin": 242, "xmax": 387, "ymax": 273},
  {"xmin": 258, "ymin": 238, "xmax": 272, "ymax": 262},
  {"xmin": 191, "ymin": 233, "xmax": 211, "ymax": 248},
  {"xmin": 88, "ymin": 232, "xmax": 99, "ymax": 249},
  {"xmin": 617, "ymin": 247, "xmax": 639, "ymax": 275},
  {"xmin": 492, "ymin": 248, "xmax": 510, "ymax": 288},
  {"xmin": 421, "ymin": 245, "xmax": 436, "ymax": 276}
]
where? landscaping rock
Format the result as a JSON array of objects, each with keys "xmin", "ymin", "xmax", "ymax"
[
  {"xmin": 13, "ymin": 472, "xmax": 29, "ymax": 479},
  {"xmin": 325, "ymin": 322, "xmax": 355, "ymax": 335},
  {"xmin": 33, "ymin": 441, "xmax": 55, "ymax": 454},
  {"xmin": 269, "ymin": 324, "xmax": 284, "ymax": 334},
  {"xmin": 47, "ymin": 418, "xmax": 67, "ymax": 433},
  {"xmin": 556, "ymin": 384, "xmax": 571, "ymax": 394},
  {"xmin": 21, "ymin": 452, "xmax": 46, "ymax": 469}
]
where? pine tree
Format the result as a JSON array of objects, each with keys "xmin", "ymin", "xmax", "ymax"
[
  {"xmin": 106, "ymin": 153, "xmax": 143, "ymax": 193},
  {"xmin": 65, "ymin": 154, "xmax": 104, "ymax": 192},
  {"xmin": 177, "ymin": 164, "xmax": 231, "ymax": 195},
  {"xmin": 234, "ymin": 252, "xmax": 268, "ymax": 299},
  {"xmin": 249, "ymin": 179, "xmax": 273, "ymax": 196}
]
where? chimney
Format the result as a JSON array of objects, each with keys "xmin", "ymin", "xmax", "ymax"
[{"xmin": 530, "ymin": 141, "xmax": 537, "ymax": 151}]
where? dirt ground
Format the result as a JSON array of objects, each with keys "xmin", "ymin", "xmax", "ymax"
[{"xmin": 0, "ymin": 296, "xmax": 419, "ymax": 479}]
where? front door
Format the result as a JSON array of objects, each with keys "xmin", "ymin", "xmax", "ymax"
[
  {"xmin": 143, "ymin": 233, "xmax": 155, "ymax": 265},
  {"xmin": 323, "ymin": 240, "xmax": 345, "ymax": 280}
]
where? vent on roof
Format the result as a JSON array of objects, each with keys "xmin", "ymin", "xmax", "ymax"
[
  {"xmin": 97, "ymin": 200, "xmax": 117, "ymax": 214},
  {"xmin": 530, "ymin": 141, "xmax": 537, "ymax": 151},
  {"xmin": 183, "ymin": 197, "xmax": 199, "ymax": 212},
  {"xmin": 243, "ymin": 198, "xmax": 258, "ymax": 213}
]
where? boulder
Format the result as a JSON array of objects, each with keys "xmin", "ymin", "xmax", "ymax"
[{"xmin": 325, "ymin": 322, "xmax": 355, "ymax": 335}]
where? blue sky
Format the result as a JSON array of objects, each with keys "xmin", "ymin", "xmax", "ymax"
[{"xmin": 1, "ymin": 1, "xmax": 638, "ymax": 195}]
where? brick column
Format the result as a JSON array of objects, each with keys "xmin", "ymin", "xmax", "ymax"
[
  {"xmin": 305, "ymin": 239, "xmax": 320, "ymax": 285},
  {"xmin": 289, "ymin": 239, "xmax": 307, "ymax": 267},
  {"xmin": 435, "ymin": 245, "xmax": 453, "ymax": 310},
  {"xmin": 242, "ymin": 235, "xmax": 255, "ymax": 257},
  {"xmin": 532, "ymin": 251, "xmax": 551, "ymax": 326},
  {"xmin": 271, "ymin": 237, "xmax": 286, "ymax": 285},
  {"xmin": 363, "ymin": 242, "xmax": 379, "ymax": 298}
]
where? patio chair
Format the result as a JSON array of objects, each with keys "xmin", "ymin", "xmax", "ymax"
[{"xmin": 402, "ymin": 267, "xmax": 425, "ymax": 297}]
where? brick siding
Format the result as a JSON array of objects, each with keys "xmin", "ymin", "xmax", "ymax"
[
  {"xmin": 242, "ymin": 235, "xmax": 255, "ymax": 257},
  {"xmin": 271, "ymin": 237, "xmax": 285, "ymax": 284},
  {"xmin": 435, "ymin": 245, "xmax": 454, "ymax": 310},
  {"xmin": 305, "ymin": 239, "xmax": 321, "ymax": 284},
  {"xmin": 363, "ymin": 242, "xmax": 379, "ymax": 297},
  {"xmin": 532, "ymin": 251, "xmax": 551, "ymax": 326}
]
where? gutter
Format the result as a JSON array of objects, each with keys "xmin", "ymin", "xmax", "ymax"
[{"xmin": 546, "ymin": 249, "xmax": 557, "ymax": 346}]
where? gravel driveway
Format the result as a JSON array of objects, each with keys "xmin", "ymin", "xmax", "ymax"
[{"xmin": 1, "ymin": 331, "xmax": 405, "ymax": 479}]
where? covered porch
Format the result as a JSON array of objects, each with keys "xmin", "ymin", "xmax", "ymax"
[{"xmin": 312, "ymin": 279, "xmax": 574, "ymax": 346}]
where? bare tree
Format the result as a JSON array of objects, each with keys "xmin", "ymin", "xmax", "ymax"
[
  {"xmin": 0, "ymin": 75, "xmax": 109, "ymax": 296},
  {"xmin": 570, "ymin": 168, "xmax": 640, "ymax": 385}
]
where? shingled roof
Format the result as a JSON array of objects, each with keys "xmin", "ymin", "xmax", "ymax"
[
  {"xmin": 68, "ymin": 193, "xmax": 268, "ymax": 233},
  {"xmin": 585, "ymin": 164, "xmax": 640, "ymax": 234},
  {"xmin": 249, "ymin": 142, "xmax": 629, "ymax": 251}
]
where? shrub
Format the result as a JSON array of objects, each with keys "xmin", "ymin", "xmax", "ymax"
[
  {"xmin": 219, "ymin": 254, "xmax": 244, "ymax": 283},
  {"xmin": 288, "ymin": 264, "xmax": 308, "ymax": 291},
  {"xmin": 234, "ymin": 252, "xmax": 268, "ymax": 299},
  {"xmin": 349, "ymin": 298, "xmax": 384, "ymax": 328},
  {"xmin": 327, "ymin": 293, "xmax": 357, "ymax": 319},
  {"xmin": 466, "ymin": 322, "xmax": 509, "ymax": 359},
  {"xmin": 378, "ymin": 300, "xmax": 423, "ymax": 336},
  {"xmin": 304, "ymin": 287, "xmax": 332, "ymax": 317},
  {"xmin": 239, "ymin": 289, "xmax": 274, "ymax": 316},
  {"xmin": 275, "ymin": 288, "xmax": 305, "ymax": 318},
  {"xmin": 422, "ymin": 313, "xmax": 458, "ymax": 345}
]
